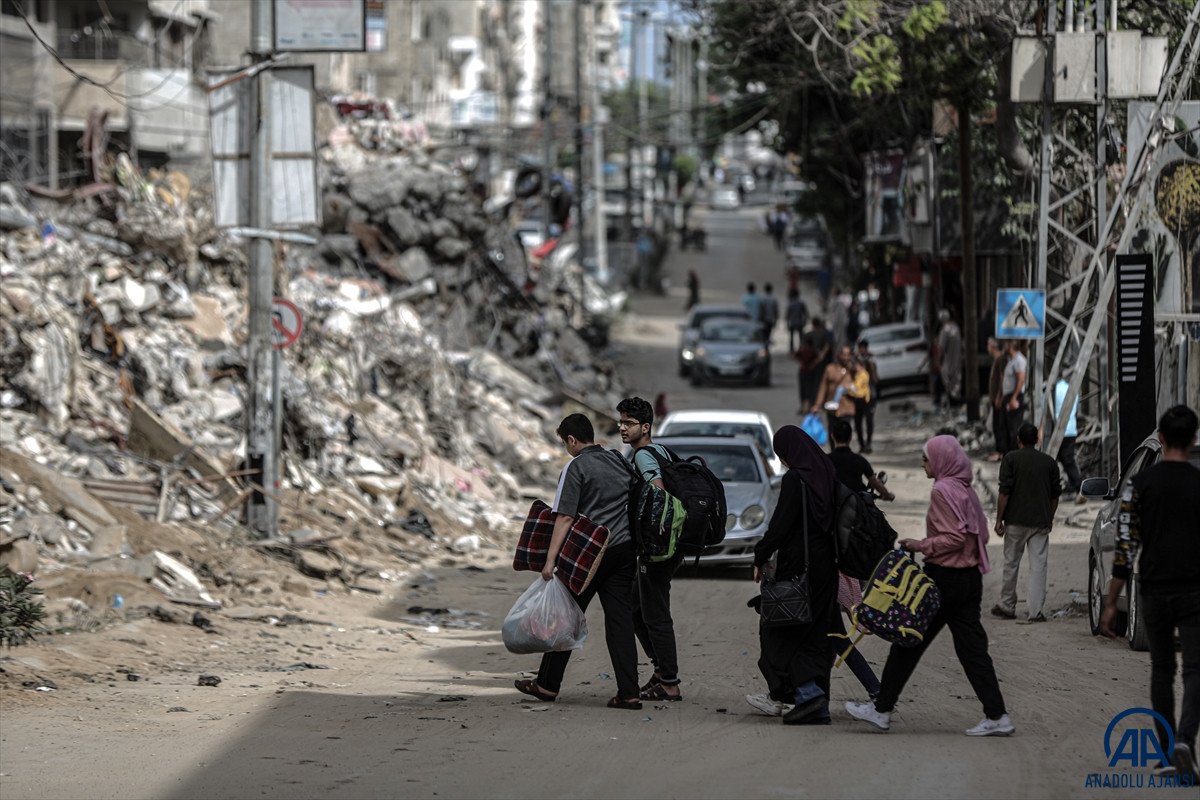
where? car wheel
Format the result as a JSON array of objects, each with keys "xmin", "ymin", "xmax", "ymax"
[
  {"xmin": 1126, "ymin": 574, "xmax": 1149, "ymax": 652},
  {"xmin": 1088, "ymin": 551, "xmax": 1104, "ymax": 636}
]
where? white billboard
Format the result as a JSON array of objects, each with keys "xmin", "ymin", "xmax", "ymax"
[{"xmin": 273, "ymin": 0, "xmax": 366, "ymax": 52}]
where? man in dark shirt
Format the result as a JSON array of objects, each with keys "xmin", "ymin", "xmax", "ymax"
[
  {"xmin": 992, "ymin": 423, "xmax": 1060, "ymax": 623},
  {"xmin": 516, "ymin": 413, "xmax": 641, "ymax": 710},
  {"xmin": 827, "ymin": 419, "xmax": 893, "ymax": 499},
  {"xmin": 1102, "ymin": 405, "xmax": 1200, "ymax": 781}
]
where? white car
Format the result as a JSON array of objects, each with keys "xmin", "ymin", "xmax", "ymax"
[
  {"xmin": 710, "ymin": 186, "xmax": 741, "ymax": 210},
  {"xmin": 656, "ymin": 409, "xmax": 783, "ymax": 477},
  {"xmin": 858, "ymin": 322, "xmax": 928, "ymax": 390}
]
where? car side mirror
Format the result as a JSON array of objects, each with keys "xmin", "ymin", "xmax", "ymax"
[{"xmin": 1079, "ymin": 477, "xmax": 1110, "ymax": 500}]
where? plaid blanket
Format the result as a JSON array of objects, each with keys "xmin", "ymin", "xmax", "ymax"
[{"xmin": 513, "ymin": 499, "xmax": 609, "ymax": 595}]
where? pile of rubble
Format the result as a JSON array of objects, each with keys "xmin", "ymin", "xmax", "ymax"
[{"xmin": 0, "ymin": 131, "xmax": 623, "ymax": 620}]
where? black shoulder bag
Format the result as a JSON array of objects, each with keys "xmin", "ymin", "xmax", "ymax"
[{"xmin": 758, "ymin": 483, "xmax": 813, "ymax": 628}]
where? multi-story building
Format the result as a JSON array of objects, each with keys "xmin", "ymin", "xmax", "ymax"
[{"xmin": 1, "ymin": 0, "xmax": 214, "ymax": 186}]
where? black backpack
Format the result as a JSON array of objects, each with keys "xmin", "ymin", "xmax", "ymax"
[
  {"xmin": 635, "ymin": 446, "xmax": 728, "ymax": 558},
  {"xmin": 830, "ymin": 483, "xmax": 898, "ymax": 579}
]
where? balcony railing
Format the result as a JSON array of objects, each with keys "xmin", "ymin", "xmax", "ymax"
[{"xmin": 56, "ymin": 30, "xmax": 150, "ymax": 66}]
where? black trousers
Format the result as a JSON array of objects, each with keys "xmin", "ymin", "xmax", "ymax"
[
  {"xmin": 1000, "ymin": 399, "xmax": 1025, "ymax": 454},
  {"xmin": 874, "ymin": 564, "xmax": 1007, "ymax": 719},
  {"xmin": 990, "ymin": 402, "xmax": 1005, "ymax": 452},
  {"xmin": 853, "ymin": 398, "xmax": 874, "ymax": 449},
  {"xmin": 632, "ymin": 553, "xmax": 683, "ymax": 683},
  {"xmin": 1057, "ymin": 437, "xmax": 1083, "ymax": 495},
  {"xmin": 537, "ymin": 542, "xmax": 638, "ymax": 699},
  {"xmin": 1142, "ymin": 590, "xmax": 1200, "ymax": 752}
]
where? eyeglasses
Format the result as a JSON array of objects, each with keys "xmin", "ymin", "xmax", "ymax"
[{"xmin": 617, "ymin": 420, "xmax": 645, "ymax": 429}]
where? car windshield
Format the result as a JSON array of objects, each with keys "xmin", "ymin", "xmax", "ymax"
[
  {"xmin": 661, "ymin": 423, "xmax": 771, "ymax": 455},
  {"xmin": 666, "ymin": 444, "xmax": 762, "ymax": 483},
  {"xmin": 700, "ymin": 320, "xmax": 758, "ymax": 342},
  {"xmin": 690, "ymin": 309, "xmax": 749, "ymax": 329}
]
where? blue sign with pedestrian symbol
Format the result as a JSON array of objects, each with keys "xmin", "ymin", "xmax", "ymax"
[{"xmin": 996, "ymin": 289, "xmax": 1045, "ymax": 339}]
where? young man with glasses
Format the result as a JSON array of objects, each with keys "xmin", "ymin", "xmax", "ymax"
[{"xmin": 618, "ymin": 396, "xmax": 684, "ymax": 702}]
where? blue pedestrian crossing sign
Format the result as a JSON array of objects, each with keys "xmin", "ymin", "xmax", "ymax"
[{"xmin": 996, "ymin": 289, "xmax": 1045, "ymax": 339}]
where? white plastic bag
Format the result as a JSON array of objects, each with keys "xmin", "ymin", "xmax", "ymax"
[{"xmin": 501, "ymin": 577, "xmax": 588, "ymax": 654}]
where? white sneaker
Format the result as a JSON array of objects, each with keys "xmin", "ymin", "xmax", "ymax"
[
  {"xmin": 965, "ymin": 714, "xmax": 1015, "ymax": 737},
  {"xmin": 845, "ymin": 701, "xmax": 891, "ymax": 731},
  {"xmin": 745, "ymin": 693, "xmax": 787, "ymax": 717}
]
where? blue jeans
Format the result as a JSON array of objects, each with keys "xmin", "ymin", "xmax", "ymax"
[{"xmin": 830, "ymin": 607, "xmax": 881, "ymax": 697}]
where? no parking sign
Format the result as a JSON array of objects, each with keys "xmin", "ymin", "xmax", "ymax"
[{"xmin": 270, "ymin": 298, "xmax": 303, "ymax": 350}]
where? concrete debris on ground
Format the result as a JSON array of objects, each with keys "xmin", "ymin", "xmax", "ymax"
[{"xmin": 0, "ymin": 107, "xmax": 625, "ymax": 634}]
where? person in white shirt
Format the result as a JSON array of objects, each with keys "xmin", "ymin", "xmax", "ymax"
[{"xmin": 1053, "ymin": 374, "xmax": 1083, "ymax": 499}]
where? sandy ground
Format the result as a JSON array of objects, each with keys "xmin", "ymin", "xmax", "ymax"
[{"xmin": 1, "ymin": 207, "xmax": 1192, "ymax": 799}]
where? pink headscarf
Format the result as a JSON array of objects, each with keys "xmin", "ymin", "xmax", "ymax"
[{"xmin": 923, "ymin": 435, "xmax": 991, "ymax": 574}]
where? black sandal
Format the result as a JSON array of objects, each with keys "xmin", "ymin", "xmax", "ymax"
[
  {"xmin": 640, "ymin": 681, "xmax": 683, "ymax": 702},
  {"xmin": 515, "ymin": 679, "xmax": 557, "ymax": 702},
  {"xmin": 607, "ymin": 696, "xmax": 643, "ymax": 711}
]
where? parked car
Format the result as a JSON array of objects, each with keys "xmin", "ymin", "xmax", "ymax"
[
  {"xmin": 690, "ymin": 317, "xmax": 770, "ymax": 387},
  {"xmin": 656, "ymin": 409, "xmax": 783, "ymax": 476},
  {"xmin": 678, "ymin": 304, "xmax": 751, "ymax": 376},
  {"xmin": 783, "ymin": 215, "xmax": 829, "ymax": 274},
  {"xmin": 710, "ymin": 186, "xmax": 741, "ymax": 210},
  {"xmin": 652, "ymin": 435, "xmax": 780, "ymax": 566},
  {"xmin": 1081, "ymin": 434, "xmax": 1200, "ymax": 651},
  {"xmin": 857, "ymin": 322, "xmax": 928, "ymax": 392}
]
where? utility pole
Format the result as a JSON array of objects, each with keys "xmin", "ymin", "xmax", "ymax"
[
  {"xmin": 589, "ymin": 0, "xmax": 608, "ymax": 282},
  {"xmin": 1093, "ymin": 0, "xmax": 1112, "ymax": 473},
  {"xmin": 542, "ymin": 0, "xmax": 555, "ymax": 241},
  {"xmin": 1032, "ymin": 1, "xmax": 1057, "ymax": 431},
  {"xmin": 625, "ymin": 7, "xmax": 638, "ymax": 244},
  {"xmin": 958, "ymin": 94, "xmax": 980, "ymax": 423},
  {"xmin": 574, "ymin": 0, "xmax": 587, "ymax": 263},
  {"xmin": 637, "ymin": 8, "xmax": 649, "ymax": 228},
  {"xmin": 246, "ymin": 0, "xmax": 277, "ymax": 537}
]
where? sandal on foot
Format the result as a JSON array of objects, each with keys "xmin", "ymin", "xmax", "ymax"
[
  {"xmin": 515, "ymin": 679, "xmax": 556, "ymax": 702},
  {"xmin": 639, "ymin": 675, "xmax": 662, "ymax": 694},
  {"xmin": 607, "ymin": 696, "xmax": 643, "ymax": 711},
  {"xmin": 640, "ymin": 681, "xmax": 682, "ymax": 702}
]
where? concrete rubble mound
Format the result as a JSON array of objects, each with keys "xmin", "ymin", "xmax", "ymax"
[{"xmin": 0, "ymin": 131, "xmax": 622, "ymax": 624}]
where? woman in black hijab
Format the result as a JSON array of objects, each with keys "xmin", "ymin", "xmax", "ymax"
[{"xmin": 745, "ymin": 425, "xmax": 839, "ymax": 725}]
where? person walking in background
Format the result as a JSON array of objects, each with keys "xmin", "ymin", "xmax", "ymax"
[
  {"xmin": 999, "ymin": 340, "xmax": 1028, "ymax": 454},
  {"xmin": 1052, "ymin": 373, "xmax": 1083, "ymax": 501},
  {"xmin": 827, "ymin": 419, "xmax": 893, "ymax": 501},
  {"xmin": 786, "ymin": 288, "xmax": 808, "ymax": 354},
  {"xmin": 1102, "ymin": 405, "xmax": 1200, "ymax": 781},
  {"xmin": 855, "ymin": 339, "xmax": 881, "ymax": 453},
  {"xmin": 986, "ymin": 338, "xmax": 1009, "ymax": 462},
  {"xmin": 991, "ymin": 424, "xmax": 1060, "ymax": 624},
  {"xmin": 846, "ymin": 435, "xmax": 1013, "ymax": 737},
  {"xmin": 795, "ymin": 317, "xmax": 832, "ymax": 413},
  {"xmin": 845, "ymin": 354, "xmax": 873, "ymax": 453},
  {"xmin": 617, "ymin": 397, "xmax": 684, "ymax": 703},
  {"xmin": 937, "ymin": 310, "xmax": 964, "ymax": 406},
  {"xmin": 812, "ymin": 346, "xmax": 857, "ymax": 428},
  {"xmin": 742, "ymin": 282, "xmax": 763, "ymax": 329},
  {"xmin": 761, "ymin": 283, "xmax": 781, "ymax": 346},
  {"xmin": 686, "ymin": 270, "xmax": 700, "ymax": 311},
  {"xmin": 514, "ymin": 414, "xmax": 641, "ymax": 710},
  {"xmin": 746, "ymin": 426, "xmax": 839, "ymax": 724}
]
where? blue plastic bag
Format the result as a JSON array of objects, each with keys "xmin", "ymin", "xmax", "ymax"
[{"xmin": 801, "ymin": 413, "xmax": 828, "ymax": 446}]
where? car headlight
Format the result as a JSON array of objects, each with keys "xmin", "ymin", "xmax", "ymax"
[
  {"xmin": 740, "ymin": 504, "xmax": 766, "ymax": 529},
  {"xmin": 682, "ymin": 349, "xmax": 695, "ymax": 361},
  {"xmin": 725, "ymin": 513, "xmax": 737, "ymax": 531}
]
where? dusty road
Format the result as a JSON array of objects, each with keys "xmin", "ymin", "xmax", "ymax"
[{"xmin": 0, "ymin": 208, "xmax": 1190, "ymax": 799}]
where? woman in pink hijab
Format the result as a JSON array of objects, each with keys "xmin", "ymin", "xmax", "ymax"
[{"xmin": 846, "ymin": 435, "xmax": 1015, "ymax": 737}]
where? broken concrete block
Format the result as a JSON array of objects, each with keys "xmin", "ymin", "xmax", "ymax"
[
  {"xmin": 393, "ymin": 247, "xmax": 432, "ymax": 283},
  {"xmin": 347, "ymin": 164, "xmax": 411, "ymax": 213},
  {"xmin": 433, "ymin": 237, "xmax": 470, "ymax": 262},
  {"xmin": 148, "ymin": 550, "xmax": 220, "ymax": 608},
  {"xmin": 181, "ymin": 295, "xmax": 232, "ymax": 350},
  {"xmin": 385, "ymin": 207, "xmax": 425, "ymax": 248},
  {"xmin": 297, "ymin": 550, "xmax": 342, "ymax": 580}
]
